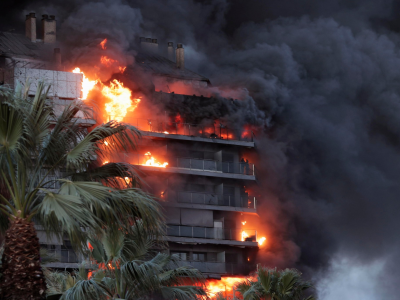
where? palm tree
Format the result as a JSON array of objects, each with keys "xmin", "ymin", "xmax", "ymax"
[
  {"xmin": 0, "ymin": 81, "xmax": 163, "ymax": 300},
  {"xmin": 46, "ymin": 221, "xmax": 207, "ymax": 300},
  {"xmin": 236, "ymin": 267, "xmax": 315, "ymax": 300}
]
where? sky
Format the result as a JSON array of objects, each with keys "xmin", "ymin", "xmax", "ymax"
[{"xmin": 2, "ymin": 0, "xmax": 400, "ymax": 298}]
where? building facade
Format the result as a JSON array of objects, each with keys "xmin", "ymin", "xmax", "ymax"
[{"xmin": 0, "ymin": 15, "xmax": 260, "ymax": 277}]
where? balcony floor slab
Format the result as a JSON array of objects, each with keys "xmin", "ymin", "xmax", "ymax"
[
  {"xmin": 161, "ymin": 202, "xmax": 258, "ymax": 214},
  {"xmin": 142, "ymin": 131, "xmax": 255, "ymax": 148},
  {"xmin": 167, "ymin": 236, "xmax": 259, "ymax": 247},
  {"xmin": 137, "ymin": 165, "xmax": 256, "ymax": 180}
]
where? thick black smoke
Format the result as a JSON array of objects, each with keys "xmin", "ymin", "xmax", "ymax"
[{"xmin": 3, "ymin": 1, "xmax": 400, "ymax": 298}]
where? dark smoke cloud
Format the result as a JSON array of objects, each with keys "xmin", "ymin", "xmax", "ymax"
[{"xmin": 3, "ymin": 0, "xmax": 400, "ymax": 298}]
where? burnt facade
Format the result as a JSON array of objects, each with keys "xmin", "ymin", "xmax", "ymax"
[{"xmin": 133, "ymin": 39, "xmax": 260, "ymax": 278}]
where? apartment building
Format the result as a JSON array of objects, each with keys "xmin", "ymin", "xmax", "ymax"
[
  {"xmin": 126, "ymin": 38, "xmax": 260, "ymax": 278},
  {"xmin": 0, "ymin": 14, "xmax": 260, "ymax": 276}
]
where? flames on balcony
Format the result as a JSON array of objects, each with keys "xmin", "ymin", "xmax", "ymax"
[
  {"xmin": 206, "ymin": 277, "xmax": 245, "ymax": 299},
  {"xmin": 142, "ymin": 152, "xmax": 168, "ymax": 168}
]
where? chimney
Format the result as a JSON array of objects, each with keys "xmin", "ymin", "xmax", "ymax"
[
  {"xmin": 140, "ymin": 37, "xmax": 158, "ymax": 53},
  {"xmin": 53, "ymin": 48, "xmax": 61, "ymax": 69},
  {"xmin": 25, "ymin": 12, "xmax": 36, "ymax": 42},
  {"xmin": 167, "ymin": 42, "xmax": 174, "ymax": 61},
  {"xmin": 151, "ymin": 38, "xmax": 159, "ymax": 53},
  {"xmin": 176, "ymin": 43, "xmax": 184, "ymax": 69},
  {"xmin": 41, "ymin": 14, "xmax": 56, "ymax": 43}
]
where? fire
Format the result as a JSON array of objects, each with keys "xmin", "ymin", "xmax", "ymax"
[
  {"xmin": 258, "ymin": 236, "xmax": 267, "ymax": 246},
  {"xmin": 103, "ymin": 79, "xmax": 140, "ymax": 122},
  {"xmin": 241, "ymin": 230, "xmax": 249, "ymax": 241},
  {"xmin": 119, "ymin": 66, "xmax": 127, "ymax": 73},
  {"xmin": 100, "ymin": 55, "xmax": 117, "ymax": 67},
  {"xmin": 163, "ymin": 131, "xmax": 169, "ymax": 134},
  {"xmin": 72, "ymin": 67, "xmax": 97, "ymax": 99},
  {"xmin": 207, "ymin": 277, "xmax": 244, "ymax": 298},
  {"xmin": 100, "ymin": 38, "xmax": 107, "ymax": 50},
  {"xmin": 142, "ymin": 152, "xmax": 168, "ymax": 168},
  {"xmin": 103, "ymin": 161, "xmax": 109, "ymax": 165},
  {"xmin": 242, "ymin": 221, "xmax": 246, "ymax": 225}
]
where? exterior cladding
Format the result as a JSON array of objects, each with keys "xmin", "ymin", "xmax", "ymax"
[{"xmin": 4, "ymin": 67, "xmax": 83, "ymax": 99}]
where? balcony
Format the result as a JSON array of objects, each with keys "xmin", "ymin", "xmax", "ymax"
[
  {"xmin": 177, "ymin": 261, "xmax": 256, "ymax": 275},
  {"xmin": 130, "ymin": 118, "xmax": 254, "ymax": 144},
  {"xmin": 167, "ymin": 225, "xmax": 257, "ymax": 242},
  {"xmin": 129, "ymin": 154, "xmax": 256, "ymax": 179},
  {"xmin": 163, "ymin": 190, "xmax": 256, "ymax": 210}
]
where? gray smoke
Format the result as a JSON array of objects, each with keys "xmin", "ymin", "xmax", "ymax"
[{"xmin": 3, "ymin": 0, "xmax": 400, "ymax": 298}]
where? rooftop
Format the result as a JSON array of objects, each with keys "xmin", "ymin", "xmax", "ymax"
[
  {"xmin": 0, "ymin": 32, "xmax": 44, "ymax": 60},
  {"xmin": 133, "ymin": 51, "xmax": 210, "ymax": 83}
]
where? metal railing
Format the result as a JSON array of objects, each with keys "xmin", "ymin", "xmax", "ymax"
[
  {"xmin": 130, "ymin": 118, "xmax": 254, "ymax": 142},
  {"xmin": 167, "ymin": 225, "xmax": 257, "ymax": 242},
  {"xmin": 165, "ymin": 190, "xmax": 256, "ymax": 209},
  {"xmin": 130, "ymin": 154, "xmax": 255, "ymax": 176},
  {"xmin": 176, "ymin": 261, "xmax": 256, "ymax": 275},
  {"xmin": 47, "ymin": 249, "xmax": 79, "ymax": 263}
]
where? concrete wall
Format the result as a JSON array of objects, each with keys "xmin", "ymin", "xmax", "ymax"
[{"xmin": 4, "ymin": 67, "xmax": 82, "ymax": 99}]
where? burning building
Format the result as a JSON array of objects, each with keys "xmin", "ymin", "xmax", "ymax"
[
  {"xmin": 111, "ymin": 37, "xmax": 263, "ymax": 280},
  {"xmin": 0, "ymin": 13, "xmax": 264, "ymax": 288}
]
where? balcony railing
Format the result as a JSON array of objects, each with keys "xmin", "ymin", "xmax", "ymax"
[
  {"xmin": 47, "ymin": 249, "xmax": 79, "ymax": 263},
  {"xmin": 165, "ymin": 190, "xmax": 256, "ymax": 209},
  {"xmin": 130, "ymin": 118, "xmax": 254, "ymax": 142},
  {"xmin": 167, "ymin": 225, "xmax": 257, "ymax": 242},
  {"xmin": 130, "ymin": 154, "xmax": 255, "ymax": 176},
  {"xmin": 176, "ymin": 261, "xmax": 256, "ymax": 275}
]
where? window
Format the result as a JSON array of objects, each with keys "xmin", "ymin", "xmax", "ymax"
[
  {"xmin": 192, "ymin": 252, "xmax": 206, "ymax": 262},
  {"xmin": 171, "ymin": 251, "xmax": 188, "ymax": 260},
  {"xmin": 225, "ymin": 253, "xmax": 238, "ymax": 263}
]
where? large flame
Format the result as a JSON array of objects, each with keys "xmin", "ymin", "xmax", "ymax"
[
  {"xmin": 72, "ymin": 67, "xmax": 97, "ymax": 99},
  {"xmin": 142, "ymin": 152, "xmax": 168, "ymax": 168},
  {"xmin": 207, "ymin": 277, "xmax": 244, "ymax": 298},
  {"xmin": 103, "ymin": 79, "xmax": 140, "ymax": 122}
]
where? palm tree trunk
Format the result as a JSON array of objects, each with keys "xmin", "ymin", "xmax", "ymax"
[{"xmin": 0, "ymin": 216, "xmax": 46, "ymax": 300}]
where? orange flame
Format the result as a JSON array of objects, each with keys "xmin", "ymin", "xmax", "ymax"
[
  {"xmin": 258, "ymin": 236, "xmax": 267, "ymax": 246},
  {"xmin": 103, "ymin": 161, "xmax": 109, "ymax": 165},
  {"xmin": 72, "ymin": 67, "xmax": 97, "ymax": 99},
  {"xmin": 142, "ymin": 152, "xmax": 168, "ymax": 168},
  {"xmin": 100, "ymin": 55, "xmax": 118, "ymax": 67},
  {"xmin": 242, "ymin": 221, "xmax": 246, "ymax": 225},
  {"xmin": 241, "ymin": 230, "xmax": 249, "ymax": 241},
  {"xmin": 163, "ymin": 131, "xmax": 169, "ymax": 134},
  {"xmin": 100, "ymin": 38, "xmax": 107, "ymax": 50},
  {"xmin": 207, "ymin": 277, "xmax": 244, "ymax": 298},
  {"xmin": 102, "ymin": 79, "xmax": 140, "ymax": 122}
]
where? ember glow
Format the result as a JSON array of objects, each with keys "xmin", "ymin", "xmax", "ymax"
[
  {"xmin": 72, "ymin": 67, "xmax": 97, "ymax": 99},
  {"xmin": 207, "ymin": 277, "xmax": 244, "ymax": 298},
  {"xmin": 142, "ymin": 152, "xmax": 168, "ymax": 168},
  {"xmin": 103, "ymin": 79, "xmax": 140, "ymax": 122}
]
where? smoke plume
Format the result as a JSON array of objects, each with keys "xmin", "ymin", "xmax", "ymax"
[{"xmin": 3, "ymin": 0, "xmax": 400, "ymax": 298}]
